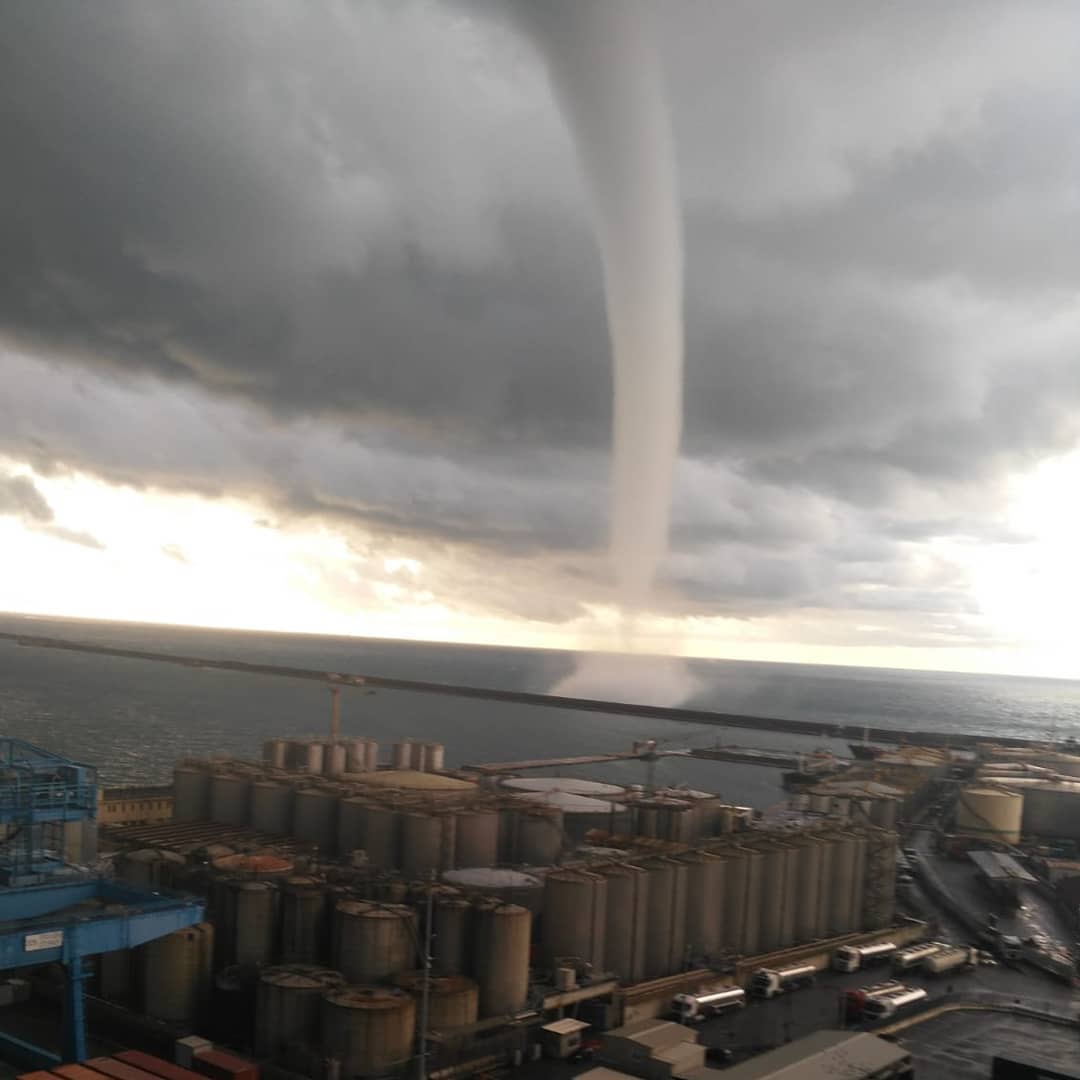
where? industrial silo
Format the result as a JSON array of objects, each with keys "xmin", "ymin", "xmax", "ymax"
[
  {"xmin": 595, "ymin": 863, "xmax": 649, "ymax": 983},
  {"xmin": 514, "ymin": 807, "xmax": 564, "ymax": 865},
  {"xmin": 234, "ymin": 881, "xmax": 279, "ymax": 966},
  {"xmin": 292, "ymin": 787, "xmax": 339, "ymax": 854},
  {"xmin": 325, "ymin": 743, "xmax": 348, "ymax": 778},
  {"xmin": 955, "ymin": 786, "xmax": 1024, "ymax": 845},
  {"xmin": 657, "ymin": 800, "xmax": 696, "ymax": 843},
  {"xmin": 454, "ymin": 810, "xmax": 500, "ymax": 867},
  {"xmin": 828, "ymin": 834, "xmax": 857, "ymax": 935},
  {"xmin": 320, "ymin": 986, "xmax": 416, "ymax": 1078},
  {"xmin": 209, "ymin": 772, "xmax": 252, "ymax": 826},
  {"xmin": 337, "ymin": 796, "xmax": 368, "ymax": 859},
  {"xmin": 251, "ymin": 781, "xmax": 294, "ymax": 835},
  {"xmin": 173, "ymin": 765, "xmax": 211, "ymax": 821},
  {"xmin": 115, "ymin": 848, "xmax": 185, "ymax": 890},
  {"xmin": 441, "ymin": 868, "xmax": 544, "ymax": 916},
  {"xmin": 851, "ymin": 832, "xmax": 868, "ymax": 930},
  {"xmin": 255, "ymin": 965, "xmax": 345, "ymax": 1061},
  {"xmin": 643, "ymin": 858, "xmax": 688, "ymax": 978},
  {"xmin": 211, "ymin": 852, "xmax": 294, "ymax": 881},
  {"xmin": 399, "ymin": 811, "xmax": 456, "ymax": 878},
  {"xmin": 263, "ymin": 738, "xmax": 289, "ymax": 768},
  {"xmin": 757, "ymin": 844, "xmax": 789, "ymax": 954},
  {"xmin": 280, "ymin": 876, "xmax": 329, "ymax": 965},
  {"xmin": 678, "ymin": 851, "xmax": 724, "ymax": 959},
  {"xmin": 433, "ymin": 896, "xmax": 471, "ymax": 975},
  {"xmin": 793, "ymin": 838, "xmax": 824, "ymax": 943},
  {"xmin": 741, "ymin": 849, "xmax": 764, "ymax": 956},
  {"xmin": 142, "ymin": 922, "xmax": 213, "ymax": 1023},
  {"xmin": 360, "ymin": 805, "xmax": 401, "ymax": 869},
  {"xmin": 393, "ymin": 972, "xmax": 478, "ymax": 1030},
  {"xmin": 542, "ymin": 869, "xmax": 607, "ymax": 971},
  {"xmin": 345, "ymin": 739, "xmax": 369, "ymax": 774},
  {"xmin": 634, "ymin": 800, "xmax": 661, "ymax": 838},
  {"xmin": 472, "ymin": 901, "xmax": 531, "ymax": 1017},
  {"xmin": 717, "ymin": 845, "xmax": 748, "ymax": 953},
  {"xmin": 305, "ymin": 741, "xmax": 326, "ymax": 775},
  {"xmin": 814, "ymin": 835, "xmax": 835, "ymax": 940},
  {"xmin": 392, "ymin": 740, "xmax": 414, "ymax": 770},
  {"xmin": 420, "ymin": 743, "xmax": 445, "ymax": 773},
  {"xmin": 862, "ymin": 830, "xmax": 897, "ymax": 931},
  {"xmin": 335, "ymin": 901, "xmax": 416, "ymax": 984},
  {"xmin": 510, "ymin": 790, "xmax": 629, "ymax": 842}
]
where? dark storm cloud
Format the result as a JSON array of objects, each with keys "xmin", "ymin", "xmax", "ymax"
[
  {"xmin": 0, "ymin": 470, "xmax": 104, "ymax": 549},
  {"xmin": 3, "ymin": 0, "xmax": 1080, "ymax": 632}
]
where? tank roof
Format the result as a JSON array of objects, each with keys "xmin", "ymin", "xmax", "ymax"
[
  {"xmin": 260, "ymin": 966, "xmax": 344, "ymax": 989},
  {"xmin": 323, "ymin": 986, "xmax": 413, "ymax": 1010},
  {"xmin": 500, "ymin": 776, "xmax": 625, "ymax": 796},
  {"xmin": 354, "ymin": 769, "xmax": 475, "ymax": 791},
  {"xmin": 512, "ymin": 790, "xmax": 626, "ymax": 812},
  {"xmin": 212, "ymin": 853, "xmax": 293, "ymax": 874},
  {"xmin": 442, "ymin": 868, "xmax": 541, "ymax": 888}
]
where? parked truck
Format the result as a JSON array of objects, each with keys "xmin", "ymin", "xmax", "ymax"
[
  {"xmin": 833, "ymin": 941, "xmax": 897, "ymax": 972},
  {"xmin": 750, "ymin": 964, "xmax": 817, "ymax": 999},
  {"xmin": 923, "ymin": 945, "xmax": 979, "ymax": 977},
  {"xmin": 893, "ymin": 941, "xmax": 948, "ymax": 971},
  {"xmin": 862, "ymin": 984, "xmax": 928, "ymax": 1022},
  {"xmin": 671, "ymin": 987, "xmax": 746, "ymax": 1023},
  {"xmin": 843, "ymin": 980, "xmax": 904, "ymax": 1022}
]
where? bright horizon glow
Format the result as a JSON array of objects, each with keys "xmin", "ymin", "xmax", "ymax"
[{"xmin": 3, "ymin": 452, "xmax": 1080, "ymax": 684}]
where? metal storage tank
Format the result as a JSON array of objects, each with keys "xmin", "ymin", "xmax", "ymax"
[
  {"xmin": 851, "ymin": 832, "xmax": 868, "ymax": 930},
  {"xmin": 511, "ymin": 791, "xmax": 629, "ymax": 842},
  {"xmin": 955, "ymin": 786, "xmax": 1024, "ymax": 845},
  {"xmin": 757, "ymin": 845, "xmax": 787, "ymax": 953},
  {"xmin": 337, "ymin": 796, "xmax": 369, "ymax": 859},
  {"xmin": 280, "ymin": 876, "xmax": 329, "ymax": 964},
  {"xmin": 442, "ymin": 868, "xmax": 544, "ymax": 917},
  {"xmin": 361, "ymin": 804, "xmax": 401, "ymax": 869},
  {"xmin": 292, "ymin": 787, "xmax": 339, "ymax": 854},
  {"xmin": 514, "ymin": 807, "xmax": 563, "ymax": 864},
  {"xmin": 211, "ymin": 852, "xmax": 294, "ymax": 880},
  {"xmin": 212, "ymin": 963, "xmax": 257, "ymax": 1047},
  {"xmin": 779, "ymin": 843, "xmax": 800, "ymax": 947},
  {"xmin": 209, "ymin": 772, "xmax": 252, "ymax": 826},
  {"xmin": 255, "ymin": 965, "xmax": 345, "ymax": 1061},
  {"xmin": 983, "ymin": 778, "xmax": 1080, "ymax": 839},
  {"xmin": 285, "ymin": 739, "xmax": 311, "ymax": 771},
  {"xmin": 305, "ymin": 741, "xmax": 326, "ymax": 775},
  {"xmin": 828, "ymin": 834, "xmax": 857, "ymax": 934},
  {"xmin": 433, "ymin": 896, "xmax": 471, "ymax": 975},
  {"xmin": 264, "ymin": 738, "xmax": 289, "ymax": 769},
  {"xmin": 251, "ymin": 781, "xmax": 294, "ymax": 836},
  {"xmin": 335, "ymin": 901, "xmax": 416, "ymax": 983},
  {"xmin": 643, "ymin": 858, "xmax": 687, "ymax": 978},
  {"xmin": 399, "ymin": 811, "xmax": 455, "ymax": 878},
  {"xmin": 472, "ymin": 901, "xmax": 530, "ymax": 1017},
  {"xmin": 235, "ymin": 880, "xmax": 278, "ymax": 966},
  {"xmin": 596, "ymin": 863, "xmax": 649, "ymax": 983},
  {"xmin": 862, "ymin": 831, "xmax": 897, "ymax": 931},
  {"xmin": 345, "ymin": 739, "xmax": 367, "ymax": 774},
  {"xmin": 393, "ymin": 972, "xmax": 478, "ymax": 1030},
  {"xmin": 325, "ymin": 743, "xmax": 348, "ymax": 778},
  {"xmin": 717, "ymin": 846, "xmax": 747, "ymax": 953},
  {"xmin": 870, "ymin": 797, "xmax": 898, "ymax": 831},
  {"xmin": 116, "ymin": 848, "xmax": 185, "ymax": 890},
  {"xmin": 658, "ymin": 800, "xmax": 696, "ymax": 843},
  {"xmin": 142, "ymin": 922, "xmax": 213, "ymax": 1023},
  {"xmin": 320, "ymin": 986, "xmax": 416, "ymax": 1079},
  {"xmin": 741, "ymin": 848, "xmax": 764, "ymax": 956},
  {"xmin": 542, "ymin": 869, "xmax": 606, "ymax": 970},
  {"xmin": 634, "ymin": 802, "xmax": 661, "ymax": 838},
  {"xmin": 364, "ymin": 740, "xmax": 379, "ymax": 772},
  {"xmin": 392, "ymin": 740, "xmax": 414, "ymax": 770},
  {"xmin": 814, "ymin": 836, "xmax": 834, "ymax": 939},
  {"xmin": 454, "ymin": 811, "xmax": 500, "ymax": 868},
  {"xmin": 174, "ymin": 766, "xmax": 211, "ymax": 821},
  {"xmin": 793, "ymin": 839, "xmax": 824, "ymax": 943},
  {"xmin": 420, "ymin": 743, "xmax": 445, "ymax": 773},
  {"xmin": 678, "ymin": 851, "xmax": 724, "ymax": 959}
]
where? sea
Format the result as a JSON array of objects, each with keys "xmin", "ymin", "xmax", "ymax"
[{"xmin": 2, "ymin": 612, "xmax": 1080, "ymax": 811}]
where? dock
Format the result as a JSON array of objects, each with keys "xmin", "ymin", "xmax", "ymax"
[{"xmin": 463, "ymin": 750, "xmax": 649, "ymax": 775}]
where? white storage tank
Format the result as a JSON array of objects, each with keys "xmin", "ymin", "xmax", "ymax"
[
  {"xmin": 441, "ymin": 868, "xmax": 544, "ymax": 916},
  {"xmin": 955, "ymin": 786, "xmax": 1024, "ymax": 845}
]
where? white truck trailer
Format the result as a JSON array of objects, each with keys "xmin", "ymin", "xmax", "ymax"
[
  {"xmin": 923, "ymin": 944, "xmax": 978, "ymax": 977},
  {"xmin": 861, "ymin": 984, "xmax": 928, "ymax": 1021},
  {"xmin": 749, "ymin": 964, "xmax": 817, "ymax": 999},
  {"xmin": 671, "ymin": 987, "xmax": 746, "ymax": 1023},
  {"xmin": 892, "ymin": 941, "xmax": 947, "ymax": 971},
  {"xmin": 832, "ymin": 941, "xmax": 897, "ymax": 972}
]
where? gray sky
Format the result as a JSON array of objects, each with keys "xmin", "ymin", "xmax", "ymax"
[{"xmin": 3, "ymin": 1, "xmax": 1080, "ymax": 672}]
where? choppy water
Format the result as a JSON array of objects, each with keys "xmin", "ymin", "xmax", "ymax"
[{"xmin": 2, "ymin": 613, "xmax": 1079, "ymax": 810}]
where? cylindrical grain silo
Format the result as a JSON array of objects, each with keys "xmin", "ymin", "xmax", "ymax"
[
  {"xmin": 779, "ymin": 843, "xmax": 800, "ymax": 948},
  {"xmin": 335, "ymin": 901, "xmax": 416, "ymax": 984},
  {"xmin": 393, "ymin": 972, "xmax": 478, "ymax": 1030},
  {"xmin": 678, "ymin": 850, "xmax": 724, "ymax": 959},
  {"xmin": 634, "ymin": 802, "xmax": 661, "ymax": 838},
  {"xmin": 596, "ymin": 863, "xmax": 649, "ymax": 984},
  {"xmin": 211, "ymin": 852, "xmax": 294, "ymax": 881},
  {"xmin": 255, "ymin": 965, "xmax": 345, "ymax": 1061},
  {"xmin": 361, "ymin": 804, "xmax": 401, "ymax": 869},
  {"xmin": 643, "ymin": 858, "xmax": 688, "ymax": 978},
  {"xmin": 851, "ymin": 831, "xmax": 868, "ymax": 930},
  {"xmin": 828, "ymin": 833, "xmax": 857, "ymax": 935},
  {"xmin": 399, "ymin": 812, "xmax": 445, "ymax": 879},
  {"xmin": 235, "ymin": 880, "xmax": 278, "ymax": 966},
  {"xmin": 794, "ymin": 838, "xmax": 823, "ymax": 943},
  {"xmin": 472, "ymin": 901, "xmax": 530, "ymax": 1017},
  {"xmin": 264, "ymin": 738, "xmax": 289, "ymax": 769},
  {"xmin": 173, "ymin": 765, "xmax": 211, "ymax": 821},
  {"xmin": 542, "ymin": 869, "xmax": 606, "ymax": 971},
  {"xmin": 364, "ymin": 740, "xmax": 380, "ymax": 771},
  {"xmin": 420, "ymin": 743, "xmax": 445, "ymax": 773},
  {"xmin": 512, "ymin": 791, "xmax": 629, "ymax": 843},
  {"xmin": 115, "ymin": 848, "xmax": 185, "ymax": 890},
  {"xmin": 325, "ymin": 743, "xmax": 348, "ymax": 778},
  {"xmin": 441, "ymin": 868, "xmax": 544, "ymax": 917},
  {"xmin": 251, "ymin": 781, "xmax": 294, "ymax": 836},
  {"xmin": 337, "ymin": 796, "xmax": 368, "ymax": 859},
  {"xmin": 320, "ymin": 986, "xmax": 416, "ymax": 1078},
  {"xmin": 142, "ymin": 923, "xmax": 212, "ymax": 1023},
  {"xmin": 955, "ymin": 786, "xmax": 1024, "ymax": 845},
  {"xmin": 433, "ymin": 896, "xmax": 471, "ymax": 976},
  {"xmin": 658, "ymin": 800, "xmax": 696, "ymax": 843},
  {"xmin": 757, "ymin": 844, "xmax": 787, "ymax": 953},
  {"xmin": 346, "ymin": 739, "xmax": 370, "ymax": 774},
  {"xmin": 454, "ymin": 811, "xmax": 500, "ymax": 868},
  {"xmin": 514, "ymin": 808, "xmax": 563, "ymax": 864},
  {"xmin": 392, "ymin": 740, "xmax": 414, "ymax": 770},
  {"xmin": 862, "ymin": 830, "xmax": 897, "ymax": 931},
  {"xmin": 305, "ymin": 742, "xmax": 325, "ymax": 775},
  {"xmin": 717, "ymin": 846, "xmax": 747, "ymax": 953},
  {"xmin": 281, "ymin": 876, "xmax": 329, "ymax": 964},
  {"xmin": 814, "ymin": 835, "xmax": 834, "ymax": 939},
  {"xmin": 209, "ymin": 772, "xmax": 252, "ymax": 826},
  {"xmin": 292, "ymin": 787, "xmax": 339, "ymax": 854}
]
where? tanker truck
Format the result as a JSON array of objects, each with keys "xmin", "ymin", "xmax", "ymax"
[
  {"xmin": 671, "ymin": 987, "xmax": 746, "ymax": 1023},
  {"xmin": 832, "ymin": 941, "xmax": 897, "ymax": 972},
  {"xmin": 923, "ymin": 945, "xmax": 979, "ymax": 977},
  {"xmin": 862, "ymin": 984, "xmax": 928, "ymax": 1022},
  {"xmin": 892, "ymin": 941, "xmax": 948, "ymax": 971},
  {"xmin": 749, "ymin": 963, "xmax": 817, "ymax": 999},
  {"xmin": 843, "ymin": 980, "xmax": 904, "ymax": 1022}
]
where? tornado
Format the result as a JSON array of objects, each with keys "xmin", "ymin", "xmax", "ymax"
[{"xmin": 524, "ymin": 0, "xmax": 684, "ymax": 608}]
